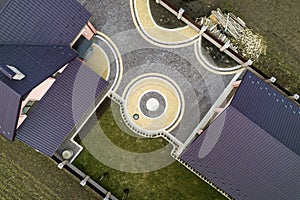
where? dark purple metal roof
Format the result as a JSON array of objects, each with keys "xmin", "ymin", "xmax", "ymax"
[
  {"xmin": 180, "ymin": 106, "xmax": 300, "ymax": 200},
  {"xmin": 16, "ymin": 59, "xmax": 108, "ymax": 156},
  {"xmin": 0, "ymin": 0, "xmax": 91, "ymax": 95},
  {"xmin": 0, "ymin": 81, "xmax": 21, "ymax": 141},
  {"xmin": 0, "ymin": 45, "xmax": 78, "ymax": 96},
  {"xmin": 180, "ymin": 70, "xmax": 300, "ymax": 199},
  {"xmin": 0, "ymin": 0, "xmax": 91, "ymax": 141},
  {"xmin": 0, "ymin": 64, "xmax": 16, "ymax": 80},
  {"xmin": 0, "ymin": 45, "xmax": 77, "ymax": 141},
  {"xmin": 0, "ymin": 0, "xmax": 91, "ymax": 45},
  {"xmin": 231, "ymin": 71, "xmax": 300, "ymax": 155}
]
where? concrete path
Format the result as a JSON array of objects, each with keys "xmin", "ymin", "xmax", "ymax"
[
  {"xmin": 131, "ymin": 0, "xmax": 198, "ymax": 47},
  {"xmin": 77, "ymin": 0, "xmax": 237, "ymax": 156}
]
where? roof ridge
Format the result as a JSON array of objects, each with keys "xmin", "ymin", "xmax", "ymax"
[
  {"xmin": 226, "ymin": 106, "xmax": 300, "ymax": 160},
  {"xmin": 245, "ymin": 73, "xmax": 300, "ymax": 113},
  {"xmin": 0, "ymin": 78, "xmax": 20, "ymax": 96},
  {"xmin": 0, "ymin": 43, "xmax": 71, "ymax": 48},
  {"xmin": 0, "ymin": 0, "xmax": 91, "ymax": 47},
  {"xmin": 229, "ymin": 71, "xmax": 300, "ymax": 155},
  {"xmin": 228, "ymin": 105, "xmax": 270, "ymax": 135},
  {"xmin": 180, "ymin": 104, "xmax": 300, "ymax": 200}
]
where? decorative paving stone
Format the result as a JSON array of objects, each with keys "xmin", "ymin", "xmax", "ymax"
[
  {"xmin": 139, "ymin": 91, "xmax": 166, "ymax": 118},
  {"xmin": 123, "ymin": 73, "xmax": 184, "ymax": 133}
]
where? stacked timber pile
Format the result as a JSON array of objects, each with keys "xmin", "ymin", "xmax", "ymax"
[{"xmin": 196, "ymin": 8, "xmax": 266, "ymax": 61}]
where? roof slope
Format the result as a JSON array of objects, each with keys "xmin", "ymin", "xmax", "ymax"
[
  {"xmin": 180, "ymin": 71, "xmax": 300, "ymax": 200},
  {"xmin": 0, "ymin": 0, "xmax": 91, "ymax": 141},
  {"xmin": 0, "ymin": 45, "xmax": 77, "ymax": 96},
  {"xmin": 16, "ymin": 59, "xmax": 108, "ymax": 156},
  {"xmin": 0, "ymin": 0, "xmax": 91, "ymax": 45},
  {"xmin": 231, "ymin": 72, "xmax": 300, "ymax": 155},
  {"xmin": 0, "ymin": 81, "xmax": 21, "ymax": 141},
  {"xmin": 180, "ymin": 106, "xmax": 300, "ymax": 200}
]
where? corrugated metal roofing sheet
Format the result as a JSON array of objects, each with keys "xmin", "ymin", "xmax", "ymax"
[
  {"xmin": 0, "ymin": 45, "xmax": 78, "ymax": 96},
  {"xmin": 0, "ymin": 0, "xmax": 91, "ymax": 45},
  {"xmin": 16, "ymin": 59, "xmax": 108, "ymax": 156},
  {"xmin": 0, "ymin": 81, "xmax": 21, "ymax": 141},
  {"xmin": 0, "ymin": 64, "xmax": 16, "ymax": 79},
  {"xmin": 0, "ymin": 0, "xmax": 92, "ymax": 141},
  {"xmin": 180, "ymin": 106, "xmax": 300, "ymax": 200},
  {"xmin": 180, "ymin": 70, "xmax": 300, "ymax": 199},
  {"xmin": 231, "ymin": 71, "xmax": 300, "ymax": 155}
]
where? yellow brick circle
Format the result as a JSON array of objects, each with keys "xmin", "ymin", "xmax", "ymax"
[{"xmin": 123, "ymin": 74, "xmax": 183, "ymax": 132}]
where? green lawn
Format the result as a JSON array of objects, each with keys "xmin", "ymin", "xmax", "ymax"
[
  {"xmin": 0, "ymin": 137, "xmax": 99, "ymax": 200},
  {"xmin": 73, "ymin": 102, "xmax": 226, "ymax": 200},
  {"xmin": 98, "ymin": 102, "xmax": 168, "ymax": 153}
]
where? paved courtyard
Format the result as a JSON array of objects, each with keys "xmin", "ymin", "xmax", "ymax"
[{"xmin": 77, "ymin": 0, "xmax": 238, "ymax": 153}]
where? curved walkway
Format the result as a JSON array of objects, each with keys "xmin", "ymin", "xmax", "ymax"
[
  {"xmin": 65, "ymin": 31, "xmax": 124, "ymax": 163},
  {"xmin": 94, "ymin": 32, "xmax": 123, "ymax": 92},
  {"xmin": 75, "ymin": 0, "xmax": 244, "ymax": 161},
  {"xmin": 85, "ymin": 43, "xmax": 110, "ymax": 80},
  {"xmin": 132, "ymin": 0, "xmax": 244, "ymax": 75},
  {"xmin": 194, "ymin": 36, "xmax": 245, "ymax": 75},
  {"xmin": 123, "ymin": 73, "xmax": 184, "ymax": 133},
  {"xmin": 130, "ymin": 0, "xmax": 199, "ymax": 48}
]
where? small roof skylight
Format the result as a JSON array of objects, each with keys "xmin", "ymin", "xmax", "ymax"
[{"xmin": 0, "ymin": 65, "xmax": 26, "ymax": 80}]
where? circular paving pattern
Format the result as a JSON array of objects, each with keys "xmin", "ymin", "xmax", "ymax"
[
  {"xmin": 139, "ymin": 91, "xmax": 166, "ymax": 118},
  {"xmin": 146, "ymin": 98, "xmax": 159, "ymax": 111},
  {"xmin": 123, "ymin": 73, "xmax": 184, "ymax": 133}
]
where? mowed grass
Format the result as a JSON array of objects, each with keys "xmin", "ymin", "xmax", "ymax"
[
  {"xmin": 98, "ymin": 101, "xmax": 168, "ymax": 153},
  {"xmin": 0, "ymin": 136, "xmax": 99, "ymax": 200},
  {"xmin": 73, "ymin": 103, "xmax": 226, "ymax": 200}
]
